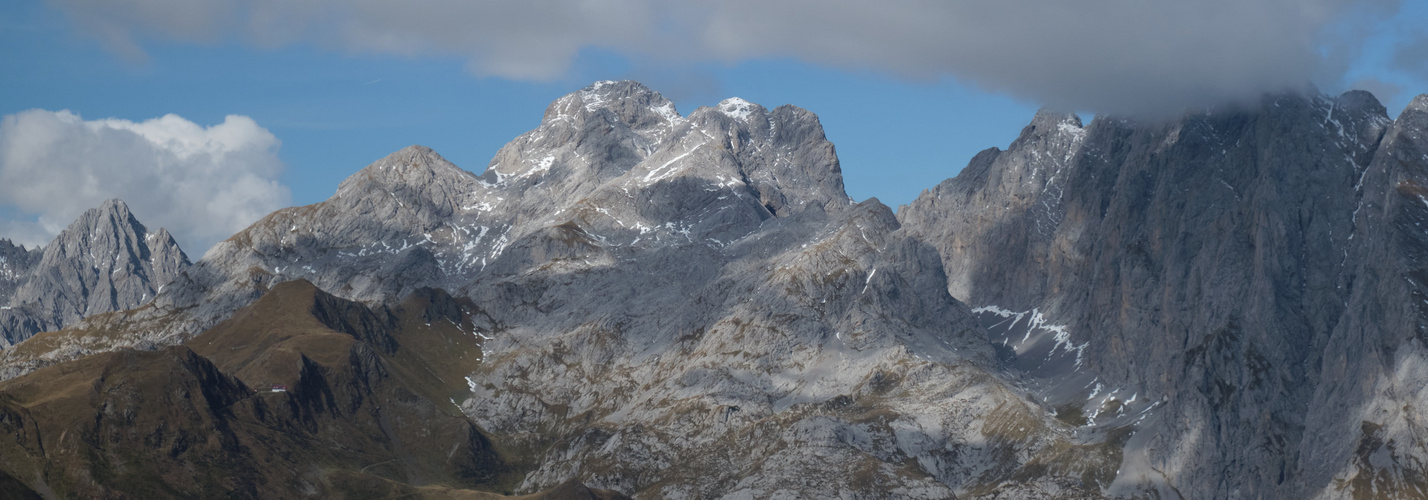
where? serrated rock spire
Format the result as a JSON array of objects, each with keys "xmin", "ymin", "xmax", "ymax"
[{"xmin": 0, "ymin": 199, "xmax": 189, "ymax": 346}]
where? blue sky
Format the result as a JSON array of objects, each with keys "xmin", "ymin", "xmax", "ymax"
[{"xmin": 1, "ymin": 0, "xmax": 1424, "ymax": 253}]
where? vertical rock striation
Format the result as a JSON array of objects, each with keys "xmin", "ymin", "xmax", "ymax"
[
  {"xmin": 900, "ymin": 90, "xmax": 1428, "ymax": 498},
  {"xmin": 0, "ymin": 199, "xmax": 189, "ymax": 347}
]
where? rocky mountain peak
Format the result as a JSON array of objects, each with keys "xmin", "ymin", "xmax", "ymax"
[
  {"xmin": 37, "ymin": 198, "xmax": 172, "ymax": 274},
  {"xmin": 667, "ymin": 101, "xmax": 848, "ymax": 217},
  {"xmin": 556, "ymin": 80, "xmax": 681, "ymax": 130},
  {"xmin": 1026, "ymin": 107, "xmax": 1084, "ymax": 132},
  {"xmin": 0, "ymin": 239, "xmax": 41, "ymax": 303},
  {"xmin": 1007, "ymin": 108, "xmax": 1085, "ymax": 156},
  {"xmin": 0, "ymin": 199, "xmax": 189, "ymax": 346},
  {"xmin": 1334, "ymin": 89, "xmax": 1388, "ymax": 118},
  {"xmin": 338, "ymin": 145, "xmax": 469, "ymax": 193},
  {"xmin": 329, "ymin": 145, "xmax": 480, "ymax": 225},
  {"xmin": 844, "ymin": 196, "xmax": 900, "ymax": 230},
  {"xmin": 714, "ymin": 97, "xmax": 766, "ymax": 122},
  {"xmin": 489, "ymin": 82, "xmax": 680, "ymax": 189},
  {"xmin": 527, "ymin": 80, "xmax": 682, "ymax": 158},
  {"xmin": 768, "ymin": 105, "xmax": 831, "ymax": 145}
]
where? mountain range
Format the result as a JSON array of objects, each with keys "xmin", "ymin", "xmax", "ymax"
[{"xmin": 0, "ymin": 81, "xmax": 1425, "ymax": 498}]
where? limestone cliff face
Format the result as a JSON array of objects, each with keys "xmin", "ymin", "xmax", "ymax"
[
  {"xmin": 0, "ymin": 239, "xmax": 42, "ymax": 305},
  {"xmin": 900, "ymin": 90, "xmax": 1428, "ymax": 498},
  {"xmin": 0, "ymin": 199, "xmax": 188, "ymax": 347},
  {"xmin": 1300, "ymin": 94, "xmax": 1428, "ymax": 500}
]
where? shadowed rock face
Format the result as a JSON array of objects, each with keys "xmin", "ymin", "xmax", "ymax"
[
  {"xmin": 4, "ymin": 82, "xmax": 1428, "ymax": 498},
  {"xmin": 0, "ymin": 199, "xmax": 189, "ymax": 347},
  {"xmin": 900, "ymin": 90, "xmax": 1428, "ymax": 498},
  {"xmin": 0, "ymin": 239, "xmax": 42, "ymax": 305}
]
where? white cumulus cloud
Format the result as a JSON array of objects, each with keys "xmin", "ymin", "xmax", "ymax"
[{"xmin": 0, "ymin": 109, "xmax": 291, "ymax": 254}]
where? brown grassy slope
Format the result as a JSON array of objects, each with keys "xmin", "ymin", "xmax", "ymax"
[
  {"xmin": 0, "ymin": 347, "xmax": 271, "ymax": 498},
  {"xmin": 0, "ymin": 279, "xmax": 621, "ymax": 499}
]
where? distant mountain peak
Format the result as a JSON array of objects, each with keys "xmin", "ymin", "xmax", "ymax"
[
  {"xmin": 1015, "ymin": 107, "xmax": 1084, "ymax": 145},
  {"xmin": 97, "ymin": 197, "xmax": 128, "ymax": 212},
  {"xmin": 343, "ymin": 145, "xmax": 464, "ymax": 183},
  {"xmin": 330, "ymin": 144, "xmax": 478, "ymax": 220},
  {"xmin": 0, "ymin": 198, "xmax": 188, "ymax": 346},
  {"xmin": 540, "ymin": 80, "xmax": 682, "ymax": 132},
  {"xmin": 1334, "ymin": 89, "xmax": 1388, "ymax": 117}
]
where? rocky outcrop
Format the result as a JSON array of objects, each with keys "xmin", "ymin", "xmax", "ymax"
[
  {"xmin": 459, "ymin": 199, "xmax": 1012, "ymax": 497},
  {"xmin": 899, "ymin": 90, "xmax": 1428, "ymax": 498},
  {"xmin": 0, "ymin": 239, "xmax": 41, "ymax": 305},
  {"xmin": 0, "ymin": 199, "xmax": 189, "ymax": 347},
  {"xmin": 1297, "ymin": 94, "xmax": 1428, "ymax": 499}
]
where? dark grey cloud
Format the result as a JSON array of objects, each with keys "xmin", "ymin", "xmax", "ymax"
[{"xmin": 46, "ymin": 0, "xmax": 1410, "ymax": 115}]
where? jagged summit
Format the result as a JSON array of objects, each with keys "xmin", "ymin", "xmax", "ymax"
[
  {"xmin": 1009, "ymin": 107, "xmax": 1085, "ymax": 157},
  {"xmin": 45, "ymin": 199, "xmax": 160, "ymax": 262},
  {"xmin": 1332, "ymin": 89, "xmax": 1389, "ymax": 118},
  {"xmin": 332, "ymin": 144, "xmax": 476, "ymax": 222},
  {"xmin": 0, "ymin": 239, "xmax": 33, "ymax": 251},
  {"xmin": 552, "ymin": 80, "xmax": 682, "ymax": 127},
  {"xmin": 498, "ymin": 82, "xmax": 847, "ymax": 217},
  {"xmin": 492, "ymin": 81, "xmax": 682, "ymax": 186},
  {"xmin": 341, "ymin": 145, "xmax": 465, "ymax": 185},
  {"xmin": 0, "ymin": 198, "xmax": 189, "ymax": 346},
  {"xmin": 0, "ymin": 239, "xmax": 42, "ymax": 318},
  {"xmin": 1025, "ymin": 106, "xmax": 1083, "ymax": 129}
]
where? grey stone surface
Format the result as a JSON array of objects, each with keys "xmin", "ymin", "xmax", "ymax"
[
  {"xmin": 900, "ymin": 90, "xmax": 1428, "ymax": 498},
  {"xmin": 0, "ymin": 239, "xmax": 41, "ymax": 305},
  {"xmin": 1296, "ymin": 92, "xmax": 1428, "ymax": 499},
  {"xmin": 0, "ymin": 199, "xmax": 189, "ymax": 347}
]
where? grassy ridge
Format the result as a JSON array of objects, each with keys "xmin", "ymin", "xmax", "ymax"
[{"xmin": 0, "ymin": 279, "xmax": 622, "ymax": 499}]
